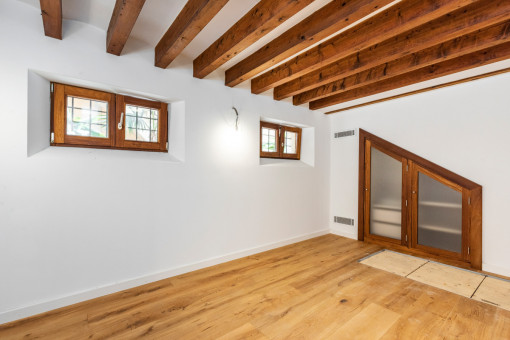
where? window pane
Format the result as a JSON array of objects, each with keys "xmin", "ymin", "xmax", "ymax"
[
  {"xmin": 124, "ymin": 104, "xmax": 159, "ymax": 142},
  {"xmin": 261, "ymin": 127, "xmax": 277, "ymax": 152},
  {"xmin": 66, "ymin": 96, "xmax": 108, "ymax": 138},
  {"xmin": 284, "ymin": 131, "xmax": 297, "ymax": 154}
]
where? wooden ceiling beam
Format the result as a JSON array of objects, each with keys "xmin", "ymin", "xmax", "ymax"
[
  {"xmin": 107, "ymin": 0, "xmax": 146, "ymax": 56},
  {"xmin": 224, "ymin": 0, "xmax": 395, "ymax": 87},
  {"xmin": 251, "ymin": 0, "xmax": 479, "ymax": 95},
  {"xmin": 155, "ymin": 0, "xmax": 229, "ymax": 69},
  {"xmin": 282, "ymin": 0, "xmax": 510, "ymax": 102},
  {"xmin": 39, "ymin": 0, "xmax": 62, "ymax": 39},
  {"xmin": 193, "ymin": 0, "xmax": 315, "ymax": 79},
  {"xmin": 293, "ymin": 21, "xmax": 510, "ymax": 105},
  {"xmin": 309, "ymin": 41, "xmax": 510, "ymax": 110}
]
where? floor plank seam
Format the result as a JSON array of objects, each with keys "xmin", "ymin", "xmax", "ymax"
[
  {"xmin": 470, "ymin": 276, "xmax": 487, "ymax": 299},
  {"xmin": 405, "ymin": 261, "xmax": 430, "ymax": 278}
]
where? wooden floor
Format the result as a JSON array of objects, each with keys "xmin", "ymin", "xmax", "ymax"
[{"xmin": 1, "ymin": 234, "xmax": 510, "ymax": 339}]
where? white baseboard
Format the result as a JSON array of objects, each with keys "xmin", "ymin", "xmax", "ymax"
[
  {"xmin": 330, "ymin": 225, "xmax": 357, "ymax": 240},
  {"xmin": 0, "ymin": 229, "xmax": 329, "ymax": 325},
  {"xmin": 482, "ymin": 263, "xmax": 510, "ymax": 279}
]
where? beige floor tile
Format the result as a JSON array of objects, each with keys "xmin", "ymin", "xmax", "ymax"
[
  {"xmin": 407, "ymin": 262, "xmax": 485, "ymax": 298},
  {"xmin": 360, "ymin": 250, "xmax": 428, "ymax": 276},
  {"xmin": 472, "ymin": 277, "xmax": 510, "ymax": 311}
]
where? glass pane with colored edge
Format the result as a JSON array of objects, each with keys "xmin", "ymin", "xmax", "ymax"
[
  {"xmin": 137, "ymin": 129, "xmax": 150, "ymax": 142},
  {"xmin": 125, "ymin": 128, "xmax": 137, "ymax": 140},
  {"xmin": 126, "ymin": 105, "xmax": 137, "ymax": 116},
  {"xmin": 66, "ymin": 96, "xmax": 108, "ymax": 138},
  {"xmin": 72, "ymin": 108, "xmax": 91, "ymax": 123},
  {"xmin": 261, "ymin": 127, "xmax": 277, "ymax": 152},
  {"xmin": 284, "ymin": 131, "xmax": 297, "ymax": 154},
  {"xmin": 125, "ymin": 116, "xmax": 136, "ymax": 129},
  {"xmin": 73, "ymin": 97, "xmax": 91, "ymax": 110},
  {"xmin": 125, "ymin": 104, "xmax": 159, "ymax": 142},
  {"xmin": 369, "ymin": 147, "xmax": 402, "ymax": 240},
  {"xmin": 139, "ymin": 107, "xmax": 150, "ymax": 118},
  {"xmin": 91, "ymin": 100, "xmax": 107, "ymax": 113},
  {"xmin": 151, "ymin": 131, "xmax": 158, "ymax": 142},
  {"xmin": 91, "ymin": 111, "xmax": 107, "ymax": 125},
  {"xmin": 91, "ymin": 124, "xmax": 107, "ymax": 138}
]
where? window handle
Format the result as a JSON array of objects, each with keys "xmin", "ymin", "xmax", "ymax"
[{"xmin": 118, "ymin": 112, "xmax": 124, "ymax": 130}]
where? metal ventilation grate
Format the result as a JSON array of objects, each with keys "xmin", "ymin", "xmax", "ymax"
[
  {"xmin": 334, "ymin": 130, "xmax": 355, "ymax": 138},
  {"xmin": 334, "ymin": 216, "xmax": 355, "ymax": 226}
]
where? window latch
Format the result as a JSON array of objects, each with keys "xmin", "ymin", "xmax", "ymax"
[{"xmin": 118, "ymin": 112, "xmax": 124, "ymax": 130}]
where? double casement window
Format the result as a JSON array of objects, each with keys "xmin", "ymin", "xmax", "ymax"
[
  {"xmin": 260, "ymin": 121, "xmax": 302, "ymax": 160},
  {"xmin": 51, "ymin": 83, "xmax": 168, "ymax": 152}
]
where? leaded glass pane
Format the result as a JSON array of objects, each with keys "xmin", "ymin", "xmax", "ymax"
[
  {"xmin": 124, "ymin": 104, "xmax": 159, "ymax": 142},
  {"xmin": 66, "ymin": 96, "xmax": 108, "ymax": 138}
]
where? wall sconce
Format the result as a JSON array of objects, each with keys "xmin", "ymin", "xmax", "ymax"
[{"xmin": 232, "ymin": 107, "xmax": 239, "ymax": 131}]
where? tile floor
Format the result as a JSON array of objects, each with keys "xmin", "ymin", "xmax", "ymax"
[{"xmin": 360, "ymin": 250, "xmax": 510, "ymax": 311}]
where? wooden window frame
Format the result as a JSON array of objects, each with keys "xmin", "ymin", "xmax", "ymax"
[
  {"xmin": 260, "ymin": 121, "xmax": 301, "ymax": 160},
  {"xmin": 51, "ymin": 83, "xmax": 168, "ymax": 152}
]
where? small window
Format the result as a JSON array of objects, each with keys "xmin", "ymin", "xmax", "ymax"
[
  {"xmin": 260, "ymin": 121, "xmax": 301, "ymax": 160},
  {"xmin": 51, "ymin": 83, "xmax": 168, "ymax": 152}
]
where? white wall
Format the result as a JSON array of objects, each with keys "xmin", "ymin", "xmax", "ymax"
[
  {"xmin": 0, "ymin": 2, "xmax": 330, "ymax": 322},
  {"xmin": 329, "ymin": 71, "xmax": 510, "ymax": 277}
]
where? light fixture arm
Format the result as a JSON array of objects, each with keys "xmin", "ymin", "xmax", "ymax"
[{"xmin": 232, "ymin": 106, "xmax": 239, "ymax": 130}]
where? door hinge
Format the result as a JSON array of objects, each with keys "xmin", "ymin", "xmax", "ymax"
[
  {"xmin": 406, "ymin": 164, "xmax": 409, "ymax": 172},
  {"xmin": 468, "ymin": 197, "xmax": 471, "ymax": 205},
  {"xmin": 405, "ymin": 235, "xmax": 408, "ymax": 242},
  {"xmin": 468, "ymin": 247, "xmax": 470, "ymax": 255},
  {"xmin": 50, "ymin": 132, "xmax": 54, "ymax": 143},
  {"xmin": 50, "ymin": 83, "xmax": 54, "ymax": 93},
  {"xmin": 405, "ymin": 199, "xmax": 408, "ymax": 207},
  {"xmin": 166, "ymin": 142, "xmax": 169, "ymax": 150}
]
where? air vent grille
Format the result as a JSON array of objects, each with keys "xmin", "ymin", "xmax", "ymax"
[
  {"xmin": 334, "ymin": 130, "xmax": 355, "ymax": 138},
  {"xmin": 334, "ymin": 216, "xmax": 355, "ymax": 226}
]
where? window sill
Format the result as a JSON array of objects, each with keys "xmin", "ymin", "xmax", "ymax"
[
  {"xmin": 259, "ymin": 158, "xmax": 312, "ymax": 167},
  {"xmin": 31, "ymin": 146, "xmax": 184, "ymax": 163}
]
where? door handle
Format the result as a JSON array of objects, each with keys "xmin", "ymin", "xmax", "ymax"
[{"xmin": 118, "ymin": 112, "xmax": 124, "ymax": 130}]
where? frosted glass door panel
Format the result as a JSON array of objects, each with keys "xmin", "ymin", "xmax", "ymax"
[
  {"xmin": 418, "ymin": 172, "xmax": 462, "ymax": 253},
  {"xmin": 370, "ymin": 147, "xmax": 402, "ymax": 240}
]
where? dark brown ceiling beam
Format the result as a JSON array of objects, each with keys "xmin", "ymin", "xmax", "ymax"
[
  {"xmin": 155, "ymin": 0, "xmax": 229, "ymax": 69},
  {"xmin": 224, "ymin": 0, "xmax": 395, "ymax": 87},
  {"xmin": 293, "ymin": 21, "xmax": 510, "ymax": 105},
  {"xmin": 251, "ymin": 0, "xmax": 480, "ymax": 94},
  {"xmin": 280, "ymin": 0, "xmax": 510, "ymax": 101},
  {"xmin": 193, "ymin": 0, "xmax": 315, "ymax": 79},
  {"xmin": 309, "ymin": 41, "xmax": 510, "ymax": 110},
  {"xmin": 107, "ymin": 0, "xmax": 146, "ymax": 56},
  {"xmin": 40, "ymin": 0, "xmax": 62, "ymax": 39},
  {"xmin": 324, "ymin": 66, "xmax": 510, "ymax": 114}
]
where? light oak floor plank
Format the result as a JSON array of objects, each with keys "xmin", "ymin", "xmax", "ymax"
[{"xmin": 1, "ymin": 235, "xmax": 509, "ymax": 339}]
